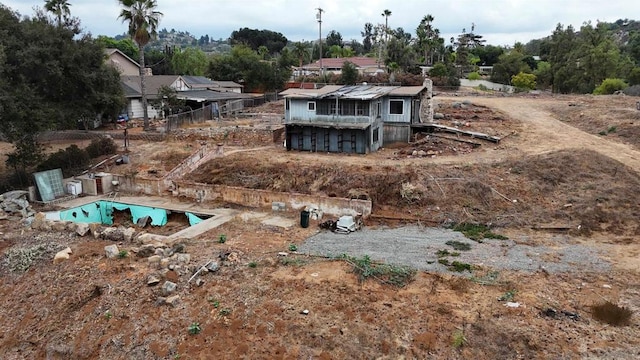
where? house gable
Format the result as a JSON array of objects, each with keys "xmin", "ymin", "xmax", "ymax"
[{"xmin": 105, "ymin": 48, "xmax": 140, "ymax": 76}]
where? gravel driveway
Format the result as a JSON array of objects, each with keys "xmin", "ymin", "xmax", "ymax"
[{"xmin": 299, "ymin": 226, "xmax": 610, "ymax": 274}]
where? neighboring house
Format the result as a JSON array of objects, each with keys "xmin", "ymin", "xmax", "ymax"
[
  {"xmin": 280, "ymin": 84, "xmax": 430, "ymax": 154},
  {"xmin": 120, "ymin": 75, "xmax": 248, "ymax": 119},
  {"xmin": 295, "ymin": 57, "xmax": 385, "ymax": 77},
  {"xmin": 104, "ymin": 48, "xmax": 141, "ymax": 76},
  {"xmin": 182, "ymin": 76, "xmax": 244, "ymax": 94}
]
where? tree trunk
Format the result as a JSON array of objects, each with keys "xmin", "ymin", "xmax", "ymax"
[{"xmin": 138, "ymin": 46, "xmax": 150, "ymax": 131}]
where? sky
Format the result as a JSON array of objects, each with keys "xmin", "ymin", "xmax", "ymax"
[{"xmin": 2, "ymin": 0, "xmax": 639, "ymax": 47}]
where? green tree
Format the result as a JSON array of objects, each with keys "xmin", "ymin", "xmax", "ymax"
[
  {"xmin": 0, "ymin": 6, "xmax": 124, "ymax": 177},
  {"xmin": 511, "ymin": 72, "xmax": 536, "ymax": 90},
  {"xmin": 292, "ymin": 42, "xmax": 309, "ymax": 67},
  {"xmin": 326, "ymin": 30, "xmax": 344, "ymax": 48},
  {"xmin": 416, "ymin": 14, "xmax": 441, "ymax": 65},
  {"xmin": 171, "ymin": 47, "xmax": 208, "ymax": 75},
  {"xmin": 491, "ymin": 50, "xmax": 531, "ymax": 85},
  {"xmin": 118, "ymin": 0, "xmax": 163, "ymax": 131},
  {"xmin": 96, "ymin": 35, "xmax": 139, "ymax": 60},
  {"xmin": 471, "ymin": 44, "xmax": 504, "ymax": 66},
  {"xmin": 151, "ymin": 85, "xmax": 185, "ymax": 117},
  {"xmin": 340, "ymin": 61, "xmax": 358, "ymax": 85},
  {"xmin": 534, "ymin": 61, "xmax": 553, "ymax": 89},
  {"xmin": 44, "ymin": 0, "xmax": 71, "ymax": 27},
  {"xmin": 453, "ymin": 24, "xmax": 486, "ymax": 76},
  {"xmin": 207, "ymin": 45, "xmax": 291, "ymax": 92},
  {"xmin": 229, "ymin": 28, "xmax": 288, "ymax": 54},
  {"xmin": 628, "ymin": 67, "xmax": 640, "ymax": 85},
  {"xmin": 361, "ymin": 22, "xmax": 374, "ymax": 53}
]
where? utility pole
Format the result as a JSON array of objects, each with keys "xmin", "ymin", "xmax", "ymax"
[{"xmin": 316, "ymin": 7, "xmax": 324, "ymax": 79}]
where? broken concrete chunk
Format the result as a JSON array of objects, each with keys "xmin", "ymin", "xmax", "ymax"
[
  {"xmin": 206, "ymin": 261, "xmax": 220, "ymax": 273},
  {"xmin": 162, "ymin": 281, "xmax": 177, "ymax": 295},
  {"xmin": 165, "ymin": 295, "xmax": 180, "ymax": 306},
  {"xmin": 136, "ymin": 244, "xmax": 156, "ymax": 258},
  {"xmin": 53, "ymin": 247, "xmax": 73, "ymax": 264},
  {"xmin": 148, "ymin": 255, "xmax": 162, "ymax": 265},
  {"xmin": 123, "ymin": 227, "xmax": 136, "ymax": 242},
  {"xmin": 75, "ymin": 223, "xmax": 91, "ymax": 237},
  {"xmin": 147, "ymin": 274, "xmax": 161, "ymax": 286},
  {"xmin": 176, "ymin": 253, "xmax": 191, "ymax": 265},
  {"xmin": 104, "ymin": 244, "xmax": 119, "ymax": 259}
]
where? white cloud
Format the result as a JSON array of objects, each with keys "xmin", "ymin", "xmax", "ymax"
[{"xmin": 3, "ymin": 0, "xmax": 639, "ymax": 48}]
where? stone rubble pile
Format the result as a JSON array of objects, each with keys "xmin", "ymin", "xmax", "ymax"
[{"xmin": 0, "ymin": 190, "xmax": 35, "ymax": 220}]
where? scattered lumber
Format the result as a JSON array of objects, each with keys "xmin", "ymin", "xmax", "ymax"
[
  {"xmin": 428, "ymin": 124, "xmax": 501, "ymax": 143},
  {"xmin": 425, "ymin": 133, "xmax": 482, "ymax": 148}
]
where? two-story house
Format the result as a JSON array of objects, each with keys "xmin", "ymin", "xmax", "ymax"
[{"xmin": 280, "ymin": 84, "xmax": 430, "ymax": 154}]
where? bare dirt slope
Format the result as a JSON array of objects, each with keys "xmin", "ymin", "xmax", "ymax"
[
  {"xmin": 1, "ymin": 94, "xmax": 640, "ymax": 359},
  {"xmin": 463, "ymin": 96, "xmax": 640, "ymax": 173}
]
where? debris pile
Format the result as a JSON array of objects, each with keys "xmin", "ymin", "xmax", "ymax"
[{"xmin": 0, "ymin": 190, "xmax": 35, "ymax": 219}]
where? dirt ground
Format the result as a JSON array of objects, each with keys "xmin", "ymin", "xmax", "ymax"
[{"xmin": 1, "ymin": 93, "xmax": 640, "ymax": 359}]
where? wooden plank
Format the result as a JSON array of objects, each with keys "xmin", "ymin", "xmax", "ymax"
[
  {"xmin": 412, "ymin": 123, "xmax": 501, "ymax": 143},
  {"xmin": 421, "ymin": 133, "xmax": 482, "ymax": 147}
]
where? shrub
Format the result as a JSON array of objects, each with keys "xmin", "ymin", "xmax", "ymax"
[
  {"xmin": 248, "ymin": 261, "xmax": 257, "ymax": 268},
  {"xmin": 37, "ymin": 145, "xmax": 90, "ymax": 177},
  {"xmin": 593, "ymin": 78, "xmax": 628, "ymax": 95},
  {"xmin": 341, "ymin": 254, "xmax": 416, "ymax": 287},
  {"xmin": 511, "ymin": 72, "xmax": 536, "ymax": 91},
  {"xmin": 591, "ymin": 301, "xmax": 633, "ymax": 326},
  {"xmin": 452, "ymin": 330, "xmax": 466, "ymax": 348},
  {"xmin": 452, "ymin": 223, "xmax": 508, "ymax": 241},
  {"xmin": 288, "ymin": 244, "xmax": 298, "ymax": 252},
  {"xmin": 117, "ymin": 250, "xmax": 128, "ymax": 259},
  {"xmin": 218, "ymin": 234, "xmax": 227, "ymax": 244},
  {"xmin": 86, "ymin": 137, "xmax": 118, "ymax": 159},
  {"xmin": 467, "ymin": 71, "xmax": 482, "ymax": 80},
  {"xmin": 445, "ymin": 240, "xmax": 472, "ymax": 251}
]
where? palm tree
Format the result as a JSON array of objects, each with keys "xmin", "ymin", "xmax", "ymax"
[
  {"xmin": 44, "ymin": 0, "xmax": 71, "ymax": 26},
  {"xmin": 118, "ymin": 0, "xmax": 162, "ymax": 131},
  {"xmin": 381, "ymin": 9, "xmax": 392, "ymax": 42},
  {"xmin": 292, "ymin": 42, "xmax": 309, "ymax": 68}
]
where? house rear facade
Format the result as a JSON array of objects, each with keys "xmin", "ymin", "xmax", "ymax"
[{"xmin": 281, "ymin": 83, "xmax": 431, "ymax": 154}]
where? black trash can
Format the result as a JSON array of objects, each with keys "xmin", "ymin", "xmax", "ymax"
[{"xmin": 300, "ymin": 210, "xmax": 310, "ymax": 228}]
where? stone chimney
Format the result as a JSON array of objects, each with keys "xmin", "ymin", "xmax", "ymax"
[{"xmin": 419, "ymin": 78, "xmax": 434, "ymax": 123}]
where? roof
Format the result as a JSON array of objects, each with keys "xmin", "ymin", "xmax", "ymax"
[
  {"xmin": 279, "ymin": 85, "xmax": 342, "ymax": 98},
  {"xmin": 211, "ymin": 81, "xmax": 243, "ymax": 88},
  {"xmin": 104, "ymin": 48, "xmax": 140, "ymax": 67},
  {"xmin": 286, "ymin": 121, "xmax": 371, "ymax": 130},
  {"xmin": 120, "ymin": 75, "xmax": 180, "ymax": 98},
  {"xmin": 176, "ymin": 90, "xmax": 256, "ymax": 102},
  {"xmin": 280, "ymin": 85, "xmax": 426, "ymax": 100},
  {"xmin": 388, "ymin": 86, "xmax": 427, "ymax": 96},
  {"xmin": 302, "ymin": 57, "xmax": 381, "ymax": 69}
]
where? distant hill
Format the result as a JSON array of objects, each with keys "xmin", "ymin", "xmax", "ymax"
[{"xmin": 115, "ymin": 28, "xmax": 231, "ymax": 54}]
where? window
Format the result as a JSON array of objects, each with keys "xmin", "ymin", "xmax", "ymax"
[
  {"xmin": 376, "ymin": 102, "xmax": 381, "ymax": 117},
  {"xmin": 285, "ymin": 99, "xmax": 290, "ymax": 110},
  {"xmin": 307, "ymin": 101, "xmax": 316, "ymax": 111},
  {"xmin": 373, "ymin": 128, "xmax": 379, "ymax": 143},
  {"xmin": 389, "ymin": 100, "xmax": 404, "ymax": 115}
]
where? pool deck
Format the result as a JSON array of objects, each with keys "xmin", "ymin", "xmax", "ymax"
[{"xmin": 56, "ymin": 194, "xmax": 226, "ymax": 216}]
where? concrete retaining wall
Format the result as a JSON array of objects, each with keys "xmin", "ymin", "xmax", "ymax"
[{"xmin": 174, "ymin": 181, "xmax": 372, "ymax": 217}]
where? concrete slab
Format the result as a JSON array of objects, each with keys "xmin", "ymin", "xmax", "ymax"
[
  {"xmin": 169, "ymin": 209, "xmax": 238, "ymax": 239},
  {"xmin": 261, "ymin": 216, "xmax": 297, "ymax": 229},
  {"xmin": 238, "ymin": 212, "xmax": 268, "ymax": 222}
]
